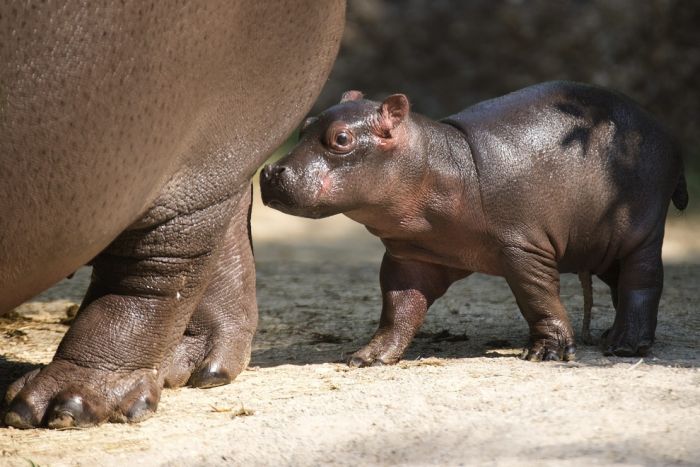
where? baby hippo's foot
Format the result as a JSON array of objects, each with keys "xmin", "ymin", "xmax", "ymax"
[
  {"xmin": 600, "ymin": 289, "xmax": 658, "ymax": 357},
  {"xmin": 348, "ymin": 332, "xmax": 408, "ymax": 367},
  {"xmin": 600, "ymin": 248, "xmax": 662, "ymax": 357},
  {"xmin": 601, "ymin": 327, "xmax": 652, "ymax": 357},
  {"xmin": 4, "ymin": 361, "xmax": 160, "ymax": 429},
  {"xmin": 521, "ymin": 335, "xmax": 576, "ymax": 362}
]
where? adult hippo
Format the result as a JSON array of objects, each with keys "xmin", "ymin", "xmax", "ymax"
[{"xmin": 1, "ymin": 1, "xmax": 345, "ymax": 428}]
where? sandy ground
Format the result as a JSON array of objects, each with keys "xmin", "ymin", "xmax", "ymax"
[{"xmin": 1, "ymin": 189, "xmax": 699, "ymax": 466}]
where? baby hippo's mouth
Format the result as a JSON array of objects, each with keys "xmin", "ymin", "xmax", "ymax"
[
  {"xmin": 259, "ymin": 169, "xmax": 295, "ymax": 211},
  {"xmin": 259, "ymin": 163, "xmax": 330, "ymax": 219},
  {"xmin": 261, "ymin": 194, "xmax": 329, "ymax": 219}
]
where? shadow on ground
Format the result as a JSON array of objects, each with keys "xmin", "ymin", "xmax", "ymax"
[
  {"xmin": 0, "ymin": 219, "xmax": 698, "ymax": 465},
  {"xmin": 251, "ymin": 261, "xmax": 699, "ymax": 370}
]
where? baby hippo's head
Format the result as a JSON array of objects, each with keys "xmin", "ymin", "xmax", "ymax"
[{"xmin": 260, "ymin": 90, "xmax": 411, "ymax": 219}]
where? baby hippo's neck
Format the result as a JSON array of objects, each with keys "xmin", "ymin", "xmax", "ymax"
[{"xmin": 345, "ymin": 115, "xmax": 487, "ymax": 245}]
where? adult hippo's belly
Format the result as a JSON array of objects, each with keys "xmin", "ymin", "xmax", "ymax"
[{"xmin": 0, "ymin": 1, "xmax": 345, "ymax": 428}]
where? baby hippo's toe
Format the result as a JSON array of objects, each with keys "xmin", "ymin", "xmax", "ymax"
[
  {"xmin": 521, "ymin": 339, "xmax": 576, "ymax": 362},
  {"xmin": 347, "ymin": 338, "xmax": 404, "ymax": 368},
  {"xmin": 348, "ymin": 353, "xmax": 393, "ymax": 368}
]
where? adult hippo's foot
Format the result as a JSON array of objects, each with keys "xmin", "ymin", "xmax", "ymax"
[
  {"xmin": 4, "ymin": 362, "xmax": 160, "ymax": 428},
  {"xmin": 160, "ymin": 190, "xmax": 257, "ymax": 389},
  {"xmin": 601, "ymin": 325, "xmax": 652, "ymax": 357},
  {"xmin": 516, "ymin": 300, "xmax": 576, "ymax": 362},
  {"xmin": 4, "ymin": 188, "xmax": 255, "ymax": 428}
]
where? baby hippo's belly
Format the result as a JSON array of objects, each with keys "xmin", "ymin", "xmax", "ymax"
[
  {"xmin": 381, "ymin": 211, "xmax": 657, "ymax": 278},
  {"xmin": 381, "ymin": 236, "xmax": 506, "ymax": 276}
]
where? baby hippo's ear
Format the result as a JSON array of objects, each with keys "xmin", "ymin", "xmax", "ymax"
[
  {"xmin": 301, "ymin": 116, "xmax": 318, "ymax": 131},
  {"xmin": 379, "ymin": 94, "xmax": 410, "ymax": 133},
  {"xmin": 340, "ymin": 90, "xmax": 364, "ymax": 103}
]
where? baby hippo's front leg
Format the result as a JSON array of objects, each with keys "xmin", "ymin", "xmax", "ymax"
[
  {"xmin": 502, "ymin": 246, "xmax": 577, "ymax": 361},
  {"xmin": 349, "ymin": 253, "xmax": 468, "ymax": 367}
]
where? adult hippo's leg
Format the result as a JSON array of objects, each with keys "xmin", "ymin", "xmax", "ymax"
[
  {"xmin": 5, "ymin": 182, "xmax": 249, "ymax": 428},
  {"xmin": 2, "ymin": 0, "xmax": 345, "ymax": 428},
  {"xmin": 160, "ymin": 187, "xmax": 257, "ymax": 389}
]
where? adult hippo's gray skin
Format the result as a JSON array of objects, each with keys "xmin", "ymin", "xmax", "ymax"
[{"xmin": 0, "ymin": 1, "xmax": 345, "ymax": 428}]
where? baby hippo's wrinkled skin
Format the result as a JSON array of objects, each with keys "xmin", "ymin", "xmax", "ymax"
[{"xmin": 260, "ymin": 82, "xmax": 688, "ymax": 366}]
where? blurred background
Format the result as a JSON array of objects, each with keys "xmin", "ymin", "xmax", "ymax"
[{"xmin": 310, "ymin": 0, "xmax": 700, "ymax": 204}]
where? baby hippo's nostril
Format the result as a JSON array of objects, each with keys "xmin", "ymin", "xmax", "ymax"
[
  {"xmin": 262, "ymin": 164, "xmax": 287, "ymax": 184},
  {"xmin": 260, "ymin": 163, "xmax": 294, "ymax": 208},
  {"xmin": 261, "ymin": 164, "xmax": 272, "ymax": 181}
]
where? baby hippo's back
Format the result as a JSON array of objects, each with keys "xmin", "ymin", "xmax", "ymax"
[{"xmin": 442, "ymin": 81, "xmax": 684, "ymax": 273}]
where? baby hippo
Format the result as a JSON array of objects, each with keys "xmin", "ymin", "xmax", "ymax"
[{"xmin": 260, "ymin": 81, "xmax": 688, "ymax": 366}]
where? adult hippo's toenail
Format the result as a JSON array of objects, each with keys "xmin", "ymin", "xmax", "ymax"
[
  {"xmin": 124, "ymin": 395, "xmax": 157, "ymax": 422},
  {"xmin": 47, "ymin": 394, "xmax": 100, "ymax": 428},
  {"xmin": 188, "ymin": 363, "xmax": 232, "ymax": 389},
  {"xmin": 4, "ymin": 401, "xmax": 40, "ymax": 429},
  {"xmin": 47, "ymin": 411, "xmax": 76, "ymax": 429}
]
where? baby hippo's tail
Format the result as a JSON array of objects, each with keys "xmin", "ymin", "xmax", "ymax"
[{"xmin": 672, "ymin": 169, "xmax": 689, "ymax": 211}]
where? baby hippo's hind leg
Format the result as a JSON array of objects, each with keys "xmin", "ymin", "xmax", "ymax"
[
  {"xmin": 602, "ymin": 238, "xmax": 663, "ymax": 357},
  {"xmin": 597, "ymin": 261, "xmax": 620, "ymax": 312},
  {"xmin": 578, "ymin": 271, "xmax": 594, "ymax": 345}
]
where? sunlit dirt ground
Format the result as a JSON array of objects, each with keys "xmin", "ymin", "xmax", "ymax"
[{"xmin": 1, "ymin": 188, "xmax": 698, "ymax": 466}]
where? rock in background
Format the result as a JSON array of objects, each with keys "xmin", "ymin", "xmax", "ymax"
[{"xmin": 316, "ymin": 0, "xmax": 699, "ymax": 177}]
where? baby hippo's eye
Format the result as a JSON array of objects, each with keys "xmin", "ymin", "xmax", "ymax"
[
  {"xmin": 335, "ymin": 132, "xmax": 350, "ymax": 146},
  {"xmin": 326, "ymin": 124, "xmax": 356, "ymax": 154}
]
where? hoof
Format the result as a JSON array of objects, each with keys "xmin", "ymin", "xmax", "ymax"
[
  {"xmin": 160, "ymin": 331, "xmax": 251, "ymax": 389},
  {"xmin": 347, "ymin": 356, "xmax": 367, "ymax": 368}
]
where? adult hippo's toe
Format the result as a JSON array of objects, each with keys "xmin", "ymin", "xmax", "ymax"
[{"xmin": 1, "ymin": 1, "xmax": 345, "ymax": 428}]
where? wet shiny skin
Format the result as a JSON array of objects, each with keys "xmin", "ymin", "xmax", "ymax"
[{"xmin": 261, "ymin": 81, "xmax": 687, "ymax": 366}]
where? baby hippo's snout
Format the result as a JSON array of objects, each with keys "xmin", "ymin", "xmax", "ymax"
[
  {"xmin": 260, "ymin": 159, "xmax": 343, "ymax": 219},
  {"xmin": 261, "ymin": 163, "xmax": 286, "ymax": 182},
  {"xmin": 260, "ymin": 163, "xmax": 287, "ymax": 193},
  {"xmin": 260, "ymin": 163, "xmax": 295, "ymax": 210}
]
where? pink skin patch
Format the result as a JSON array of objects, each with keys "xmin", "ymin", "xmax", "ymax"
[{"xmin": 318, "ymin": 173, "xmax": 333, "ymax": 197}]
